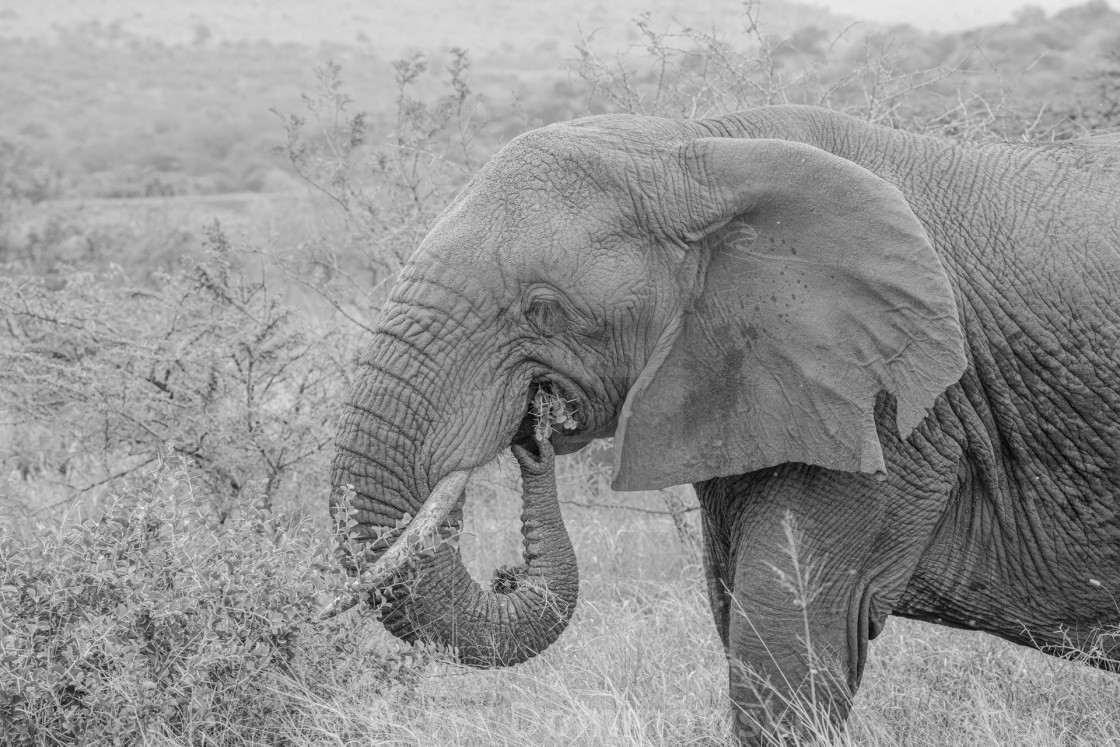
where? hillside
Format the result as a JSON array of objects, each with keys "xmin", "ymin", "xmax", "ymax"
[
  {"xmin": 0, "ymin": 0, "xmax": 1118, "ymax": 201},
  {"xmin": 0, "ymin": 0, "xmax": 850, "ymax": 53}
]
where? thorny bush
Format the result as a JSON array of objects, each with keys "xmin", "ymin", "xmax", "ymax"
[
  {"xmin": 270, "ymin": 54, "xmax": 493, "ymax": 331},
  {"xmin": 0, "ymin": 223, "xmax": 355, "ymax": 522},
  {"xmin": 0, "ymin": 459, "xmax": 434, "ymax": 746},
  {"xmin": 1, "ymin": 461, "xmax": 319, "ymax": 745}
]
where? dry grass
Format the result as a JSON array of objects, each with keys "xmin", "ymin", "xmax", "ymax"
[
  {"xmin": 7, "ymin": 446, "xmax": 1115, "ymax": 744},
  {"xmin": 257, "ymin": 468, "xmax": 1120, "ymax": 747}
]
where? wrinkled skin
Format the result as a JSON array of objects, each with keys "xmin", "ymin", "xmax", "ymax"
[{"xmin": 330, "ymin": 105, "xmax": 1120, "ymax": 744}]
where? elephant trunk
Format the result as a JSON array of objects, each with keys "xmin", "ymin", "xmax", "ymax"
[
  {"xmin": 330, "ymin": 355, "xmax": 578, "ymax": 666},
  {"xmin": 381, "ymin": 439, "xmax": 578, "ymax": 666}
]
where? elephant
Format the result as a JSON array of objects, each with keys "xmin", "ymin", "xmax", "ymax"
[{"xmin": 329, "ymin": 105, "xmax": 1120, "ymax": 744}]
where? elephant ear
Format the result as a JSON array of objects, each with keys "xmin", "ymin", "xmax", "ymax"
[{"xmin": 612, "ymin": 137, "xmax": 966, "ymax": 491}]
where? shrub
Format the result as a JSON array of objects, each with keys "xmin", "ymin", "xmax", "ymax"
[
  {"xmin": 0, "ymin": 459, "xmax": 341, "ymax": 746},
  {"xmin": 0, "ymin": 137, "xmax": 65, "ymax": 263},
  {"xmin": 0, "ymin": 223, "xmax": 354, "ymax": 520},
  {"xmin": 270, "ymin": 55, "xmax": 496, "ymax": 327},
  {"xmin": 0, "ymin": 137, "xmax": 62, "ymax": 207},
  {"xmin": 1070, "ymin": 49, "xmax": 1120, "ymax": 129},
  {"xmin": 572, "ymin": 3, "xmax": 1093, "ymax": 141}
]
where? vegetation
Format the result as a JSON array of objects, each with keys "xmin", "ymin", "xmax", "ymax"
[
  {"xmin": 1, "ymin": 1, "xmax": 1119, "ymax": 202},
  {"xmin": 2, "ymin": 1, "xmax": 1119, "ymax": 744},
  {"xmin": 2, "ymin": 463, "xmax": 336, "ymax": 745},
  {"xmin": 1, "ymin": 230, "xmax": 352, "ymax": 522}
]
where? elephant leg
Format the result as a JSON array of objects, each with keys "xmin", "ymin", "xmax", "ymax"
[
  {"xmin": 724, "ymin": 486, "xmax": 868, "ymax": 745},
  {"xmin": 698, "ymin": 480, "xmax": 735, "ymax": 651},
  {"xmin": 719, "ymin": 448, "xmax": 958, "ymax": 745}
]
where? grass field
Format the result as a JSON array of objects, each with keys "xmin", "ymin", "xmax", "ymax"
[
  {"xmin": 285, "ymin": 478, "xmax": 1120, "ymax": 747},
  {"xmin": 4, "ymin": 453, "xmax": 1119, "ymax": 745}
]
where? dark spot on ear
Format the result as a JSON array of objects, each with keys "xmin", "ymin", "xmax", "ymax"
[
  {"xmin": 724, "ymin": 346, "xmax": 745, "ymax": 372},
  {"xmin": 676, "ymin": 332, "xmax": 747, "ymax": 434},
  {"xmin": 739, "ymin": 322, "xmax": 760, "ymax": 341}
]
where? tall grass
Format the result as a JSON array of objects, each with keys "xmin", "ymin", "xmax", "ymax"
[
  {"xmin": 4, "ymin": 458, "xmax": 1118, "ymax": 745},
  {"xmin": 273, "ymin": 479, "xmax": 1120, "ymax": 746}
]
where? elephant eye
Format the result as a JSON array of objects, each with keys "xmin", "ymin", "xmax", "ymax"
[{"xmin": 525, "ymin": 298, "xmax": 567, "ymax": 337}]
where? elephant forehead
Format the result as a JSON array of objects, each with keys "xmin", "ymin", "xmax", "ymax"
[
  {"xmin": 424, "ymin": 151, "xmax": 640, "ymax": 262},
  {"xmin": 481, "ymin": 134, "xmax": 632, "ymax": 209},
  {"xmin": 425, "ymin": 186, "xmax": 622, "ymax": 273},
  {"xmin": 414, "ymin": 120, "xmax": 694, "ymax": 279},
  {"xmin": 484, "ymin": 123, "xmax": 688, "ymax": 213}
]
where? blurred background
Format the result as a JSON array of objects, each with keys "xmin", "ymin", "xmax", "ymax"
[{"xmin": 2, "ymin": 0, "xmax": 1118, "ymax": 206}]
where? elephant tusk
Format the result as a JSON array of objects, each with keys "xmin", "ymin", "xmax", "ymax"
[{"xmin": 318, "ymin": 469, "xmax": 472, "ymax": 620}]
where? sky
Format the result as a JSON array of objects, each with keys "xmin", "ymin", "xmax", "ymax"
[{"xmin": 809, "ymin": 0, "xmax": 1120, "ymax": 31}]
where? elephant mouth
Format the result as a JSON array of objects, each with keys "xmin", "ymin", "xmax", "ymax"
[{"xmin": 511, "ymin": 379, "xmax": 583, "ymax": 457}]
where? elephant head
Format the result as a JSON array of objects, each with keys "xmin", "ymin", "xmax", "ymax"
[{"xmin": 329, "ymin": 109, "xmax": 965, "ymax": 672}]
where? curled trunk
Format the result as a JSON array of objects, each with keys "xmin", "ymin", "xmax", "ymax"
[{"xmin": 337, "ymin": 438, "xmax": 579, "ymax": 667}]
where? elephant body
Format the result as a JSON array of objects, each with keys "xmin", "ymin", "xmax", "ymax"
[
  {"xmin": 331, "ymin": 106, "xmax": 1120, "ymax": 744},
  {"xmin": 688, "ymin": 109, "xmax": 1120, "ymax": 736}
]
